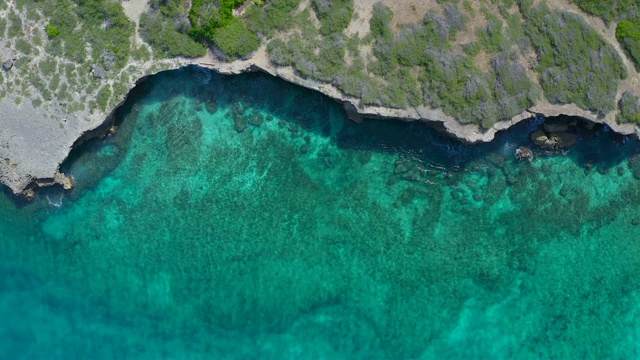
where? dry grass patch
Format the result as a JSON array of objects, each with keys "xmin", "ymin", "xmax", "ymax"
[{"xmin": 381, "ymin": 0, "xmax": 437, "ymax": 30}]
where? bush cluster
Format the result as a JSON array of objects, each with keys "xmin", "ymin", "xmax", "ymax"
[
  {"xmin": 139, "ymin": 0, "xmax": 206, "ymax": 58},
  {"xmin": 45, "ymin": 24, "xmax": 60, "ymax": 38},
  {"xmin": 569, "ymin": 0, "xmax": 637, "ymax": 24},
  {"xmin": 188, "ymin": 0, "xmax": 244, "ymax": 39},
  {"xmin": 524, "ymin": 4, "xmax": 626, "ymax": 114},
  {"xmin": 140, "ymin": 11, "xmax": 206, "ymax": 58},
  {"xmin": 617, "ymin": 19, "xmax": 640, "ymax": 71},
  {"xmin": 618, "ymin": 91, "xmax": 640, "ymax": 124},
  {"xmin": 140, "ymin": 0, "xmax": 260, "ymax": 59},
  {"xmin": 263, "ymin": 1, "xmax": 543, "ymax": 126},
  {"xmin": 311, "ymin": 0, "xmax": 354, "ymax": 35},
  {"xmin": 210, "ymin": 17, "xmax": 259, "ymax": 58},
  {"xmin": 31, "ymin": 0, "xmax": 135, "ymax": 69},
  {"xmin": 244, "ymin": 0, "xmax": 300, "ymax": 37}
]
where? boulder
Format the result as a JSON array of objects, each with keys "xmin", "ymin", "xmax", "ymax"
[
  {"xmin": 515, "ymin": 146, "xmax": 533, "ymax": 160},
  {"xmin": 530, "ymin": 129, "xmax": 577, "ymax": 150},
  {"xmin": 531, "ymin": 130, "xmax": 548, "ymax": 146},
  {"xmin": 2, "ymin": 59, "xmax": 13, "ymax": 71},
  {"xmin": 90, "ymin": 64, "xmax": 108, "ymax": 79}
]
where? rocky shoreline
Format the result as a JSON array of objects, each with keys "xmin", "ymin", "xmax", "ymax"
[
  {"xmin": 2, "ymin": 54, "xmax": 640, "ymax": 198},
  {"xmin": 3, "ymin": 0, "xmax": 640, "ymax": 198}
]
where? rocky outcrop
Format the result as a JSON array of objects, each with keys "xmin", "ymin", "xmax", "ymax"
[
  {"xmin": 2, "ymin": 0, "xmax": 640, "ymax": 198},
  {"xmin": 1, "ymin": 53, "xmax": 638, "ymax": 198},
  {"xmin": 531, "ymin": 130, "xmax": 578, "ymax": 150},
  {"xmin": 2, "ymin": 59, "xmax": 13, "ymax": 71}
]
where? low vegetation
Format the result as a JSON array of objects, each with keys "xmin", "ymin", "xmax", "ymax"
[
  {"xmin": 244, "ymin": 0, "xmax": 301, "ymax": 37},
  {"xmin": 523, "ymin": 3, "xmax": 626, "ymax": 114},
  {"xmin": 44, "ymin": 23, "xmax": 60, "ymax": 38},
  {"xmin": 617, "ymin": 18, "xmax": 640, "ymax": 72},
  {"xmin": 311, "ymin": 0, "xmax": 354, "ymax": 35},
  {"xmin": 141, "ymin": 0, "xmax": 260, "ymax": 59},
  {"xmin": 570, "ymin": 0, "xmax": 638, "ymax": 24},
  {"xmin": 140, "ymin": 0, "xmax": 206, "ymax": 58},
  {"xmin": 3, "ymin": 0, "xmax": 638, "ymax": 130},
  {"xmin": 618, "ymin": 91, "xmax": 640, "ymax": 124}
]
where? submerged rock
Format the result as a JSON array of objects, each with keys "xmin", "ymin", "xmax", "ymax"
[
  {"xmin": 394, "ymin": 158, "xmax": 414, "ymax": 175},
  {"xmin": 515, "ymin": 146, "xmax": 533, "ymax": 161},
  {"xmin": 247, "ymin": 111, "xmax": 264, "ymax": 126},
  {"xmin": 552, "ymin": 132, "xmax": 578, "ymax": 149},
  {"xmin": 204, "ymin": 98, "xmax": 217, "ymax": 114},
  {"xmin": 628, "ymin": 154, "xmax": 640, "ymax": 179},
  {"xmin": 24, "ymin": 188, "xmax": 35, "ymax": 201},
  {"xmin": 234, "ymin": 117, "xmax": 246, "ymax": 133}
]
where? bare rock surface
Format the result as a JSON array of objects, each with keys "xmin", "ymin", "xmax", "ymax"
[
  {"xmin": 2, "ymin": 59, "xmax": 13, "ymax": 71},
  {"xmin": 0, "ymin": 97, "xmax": 88, "ymax": 194}
]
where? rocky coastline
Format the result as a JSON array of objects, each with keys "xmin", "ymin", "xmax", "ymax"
[
  {"xmin": 2, "ymin": 0, "xmax": 640, "ymax": 198},
  {"xmin": 2, "ymin": 54, "xmax": 639, "ymax": 198}
]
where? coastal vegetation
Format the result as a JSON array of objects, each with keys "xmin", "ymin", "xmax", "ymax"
[
  {"xmin": 523, "ymin": 3, "xmax": 626, "ymax": 114},
  {"xmin": 3, "ymin": 0, "xmax": 146, "ymax": 114},
  {"xmin": 128, "ymin": 0, "xmax": 637, "ymax": 127},
  {"xmin": 311, "ymin": 0, "xmax": 354, "ymax": 35},
  {"xmin": 141, "ymin": 0, "xmax": 259, "ymax": 58},
  {"xmin": 2, "ymin": 0, "xmax": 639, "ymax": 135},
  {"xmin": 140, "ymin": 0, "xmax": 206, "ymax": 58},
  {"xmin": 244, "ymin": 0, "xmax": 300, "ymax": 36},
  {"xmin": 617, "ymin": 18, "xmax": 640, "ymax": 71},
  {"xmin": 44, "ymin": 23, "xmax": 60, "ymax": 38},
  {"xmin": 570, "ymin": 0, "xmax": 637, "ymax": 24},
  {"xmin": 617, "ymin": 91, "xmax": 640, "ymax": 124}
]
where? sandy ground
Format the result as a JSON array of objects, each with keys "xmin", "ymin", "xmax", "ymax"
[
  {"xmin": 120, "ymin": 0, "xmax": 147, "ymax": 25},
  {"xmin": 121, "ymin": 0, "xmax": 149, "ymax": 46}
]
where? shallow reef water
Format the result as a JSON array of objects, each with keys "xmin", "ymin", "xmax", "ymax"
[{"xmin": 3, "ymin": 66, "xmax": 640, "ymax": 358}]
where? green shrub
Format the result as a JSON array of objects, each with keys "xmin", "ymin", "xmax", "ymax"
[
  {"xmin": 244, "ymin": 0, "xmax": 300, "ymax": 37},
  {"xmin": 311, "ymin": 0, "xmax": 354, "ymax": 35},
  {"xmin": 140, "ymin": 12, "xmax": 206, "ymax": 58},
  {"xmin": 569, "ymin": 0, "xmax": 637, "ymax": 24},
  {"xmin": 131, "ymin": 45, "xmax": 152, "ymax": 62},
  {"xmin": 477, "ymin": 15, "xmax": 507, "ymax": 53},
  {"xmin": 45, "ymin": 24, "xmax": 60, "ymax": 38},
  {"xmin": 267, "ymin": 39, "xmax": 293, "ymax": 66},
  {"xmin": 211, "ymin": 18, "xmax": 260, "ymax": 58},
  {"xmin": 39, "ymin": 60, "xmax": 57, "ymax": 76},
  {"xmin": 15, "ymin": 39, "xmax": 32, "ymax": 54},
  {"xmin": 617, "ymin": 19, "xmax": 640, "ymax": 71},
  {"xmin": 524, "ymin": 5, "xmax": 626, "ymax": 114},
  {"xmin": 9, "ymin": 11, "xmax": 23, "ymax": 38},
  {"xmin": 617, "ymin": 91, "xmax": 640, "ymax": 124},
  {"xmin": 370, "ymin": 3, "xmax": 393, "ymax": 39},
  {"xmin": 96, "ymin": 85, "xmax": 112, "ymax": 110}
]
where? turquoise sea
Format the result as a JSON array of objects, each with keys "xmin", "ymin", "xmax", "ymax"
[{"xmin": 3, "ymin": 66, "xmax": 640, "ymax": 358}]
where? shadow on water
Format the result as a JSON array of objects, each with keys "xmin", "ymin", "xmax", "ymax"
[{"xmin": 50, "ymin": 66, "xmax": 640, "ymax": 200}]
